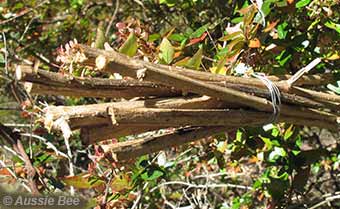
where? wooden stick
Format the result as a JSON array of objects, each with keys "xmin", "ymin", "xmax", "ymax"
[
  {"xmin": 72, "ymin": 45, "xmax": 274, "ymax": 112},
  {"xmin": 44, "ymin": 103, "xmax": 339, "ymax": 131},
  {"xmin": 17, "ymin": 65, "xmax": 180, "ymax": 99},
  {"xmin": 103, "ymin": 126, "xmax": 230, "ymax": 161},
  {"xmin": 80, "ymin": 125, "xmax": 169, "ymax": 144},
  {"xmin": 287, "ymin": 58, "xmax": 322, "ymax": 86},
  {"xmin": 70, "ymin": 44, "xmax": 340, "ymax": 111},
  {"xmin": 18, "ymin": 64, "xmax": 332, "ymax": 109}
]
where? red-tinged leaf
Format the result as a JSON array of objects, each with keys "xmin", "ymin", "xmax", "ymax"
[
  {"xmin": 189, "ymin": 24, "xmax": 209, "ymax": 39},
  {"xmin": 238, "ymin": 4, "xmax": 255, "ymax": 15},
  {"xmin": 263, "ymin": 20, "xmax": 280, "ymax": 32},
  {"xmin": 249, "ymin": 38, "xmax": 261, "ymax": 48},
  {"xmin": 243, "ymin": 5, "xmax": 257, "ymax": 26},
  {"xmin": 174, "ymin": 57, "xmax": 190, "ymax": 67},
  {"xmin": 61, "ymin": 173, "xmax": 105, "ymax": 189},
  {"xmin": 227, "ymin": 37, "xmax": 245, "ymax": 53},
  {"xmin": 116, "ymin": 22, "xmax": 126, "ymax": 30},
  {"xmin": 186, "ymin": 32, "xmax": 207, "ymax": 47},
  {"xmin": 0, "ymin": 168, "xmax": 12, "ymax": 176},
  {"xmin": 173, "ymin": 51, "xmax": 182, "ymax": 59}
]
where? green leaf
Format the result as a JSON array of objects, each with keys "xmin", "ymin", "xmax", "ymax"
[
  {"xmin": 296, "ymin": 0, "xmax": 311, "ymax": 8},
  {"xmin": 111, "ymin": 174, "xmax": 132, "ymax": 192},
  {"xmin": 148, "ymin": 33, "xmax": 161, "ymax": 42},
  {"xmin": 277, "ymin": 22, "xmax": 288, "ymax": 39},
  {"xmin": 119, "ymin": 32, "xmax": 138, "ymax": 57},
  {"xmin": 159, "ymin": 0, "xmax": 176, "ymax": 7},
  {"xmin": 169, "ymin": 34, "xmax": 186, "ymax": 42},
  {"xmin": 219, "ymin": 31, "xmax": 243, "ymax": 41},
  {"xmin": 213, "ymin": 55, "xmax": 227, "ymax": 74},
  {"xmin": 284, "ymin": 125, "xmax": 294, "ymax": 140},
  {"xmin": 159, "ymin": 37, "xmax": 174, "ymax": 64},
  {"xmin": 0, "ymin": 53, "xmax": 5, "ymax": 64},
  {"xmin": 189, "ymin": 24, "xmax": 209, "ymax": 39},
  {"xmin": 327, "ymin": 82, "xmax": 340, "ymax": 94},
  {"xmin": 141, "ymin": 170, "xmax": 164, "ymax": 181},
  {"xmin": 261, "ymin": 136, "xmax": 273, "ymax": 150},
  {"xmin": 325, "ymin": 21, "xmax": 340, "ymax": 34},
  {"xmin": 62, "ymin": 174, "xmax": 104, "ymax": 189},
  {"xmin": 185, "ymin": 47, "xmax": 203, "ymax": 70},
  {"xmin": 231, "ymin": 17, "xmax": 244, "ymax": 24}
]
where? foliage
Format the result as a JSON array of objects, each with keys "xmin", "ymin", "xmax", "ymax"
[{"xmin": 0, "ymin": 0, "xmax": 340, "ymax": 208}]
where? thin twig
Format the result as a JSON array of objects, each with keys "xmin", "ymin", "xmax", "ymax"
[
  {"xmin": 105, "ymin": 0, "xmax": 120, "ymax": 37},
  {"xmin": 287, "ymin": 58, "xmax": 322, "ymax": 87},
  {"xmin": 0, "ymin": 0, "xmax": 49, "ymax": 25},
  {"xmin": 2, "ymin": 32, "xmax": 8, "ymax": 75},
  {"xmin": 310, "ymin": 194, "xmax": 340, "ymax": 209},
  {"xmin": 20, "ymin": 133, "xmax": 68, "ymax": 159},
  {"xmin": 150, "ymin": 180, "xmax": 252, "ymax": 192}
]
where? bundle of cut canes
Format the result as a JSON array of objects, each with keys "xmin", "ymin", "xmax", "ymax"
[{"xmin": 15, "ymin": 42, "xmax": 340, "ymax": 161}]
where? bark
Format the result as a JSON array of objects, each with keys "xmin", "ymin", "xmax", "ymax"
[
  {"xmin": 103, "ymin": 126, "xmax": 230, "ymax": 161},
  {"xmin": 69, "ymin": 44, "xmax": 340, "ymax": 113},
  {"xmin": 17, "ymin": 65, "xmax": 180, "ymax": 99}
]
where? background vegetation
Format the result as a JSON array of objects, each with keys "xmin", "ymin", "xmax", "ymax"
[{"xmin": 1, "ymin": 0, "xmax": 340, "ymax": 208}]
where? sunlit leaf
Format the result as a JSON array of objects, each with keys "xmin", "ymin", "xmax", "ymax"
[
  {"xmin": 284, "ymin": 125, "xmax": 294, "ymax": 140},
  {"xmin": 0, "ymin": 53, "xmax": 5, "ymax": 64},
  {"xmin": 159, "ymin": 37, "xmax": 174, "ymax": 64},
  {"xmin": 325, "ymin": 21, "xmax": 340, "ymax": 34},
  {"xmin": 189, "ymin": 24, "xmax": 209, "ymax": 39},
  {"xmin": 141, "ymin": 170, "xmax": 164, "ymax": 181},
  {"xmin": 61, "ymin": 173, "xmax": 105, "ymax": 189},
  {"xmin": 186, "ymin": 47, "xmax": 203, "ymax": 70},
  {"xmin": 210, "ymin": 66, "xmax": 227, "ymax": 75},
  {"xmin": 111, "ymin": 174, "xmax": 132, "ymax": 192},
  {"xmin": 214, "ymin": 55, "xmax": 227, "ymax": 74},
  {"xmin": 327, "ymin": 82, "xmax": 340, "ymax": 94},
  {"xmin": 268, "ymin": 147, "xmax": 287, "ymax": 162},
  {"xmin": 219, "ymin": 31, "xmax": 243, "ymax": 41},
  {"xmin": 174, "ymin": 57, "xmax": 190, "ymax": 67},
  {"xmin": 263, "ymin": 20, "xmax": 279, "ymax": 32},
  {"xmin": 295, "ymin": 0, "xmax": 311, "ymax": 8},
  {"xmin": 169, "ymin": 34, "xmax": 186, "ymax": 42},
  {"xmin": 148, "ymin": 33, "xmax": 161, "ymax": 42},
  {"xmin": 277, "ymin": 22, "xmax": 288, "ymax": 39},
  {"xmin": 119, "ymin": 32, "xmax": 138, "ymax": 57}
]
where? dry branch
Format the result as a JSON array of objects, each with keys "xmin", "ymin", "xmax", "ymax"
[
  {"xmin": 103, "ymin": 126, "xmax": 230, "ymax": 161},
  {"xmin": 69, "ymin": 44, "xmax": 340, "ymax": 113},
  {"xmin": 81, "ymin": 125, "xmax": 169, "ymax": 144},
  {"xmin": 17, "ymin": 65, "xmax": 180, "ymax": 98},
  {"xmin": 43, "ymin": 96, "xmax": 339, "ymax": 130}
]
